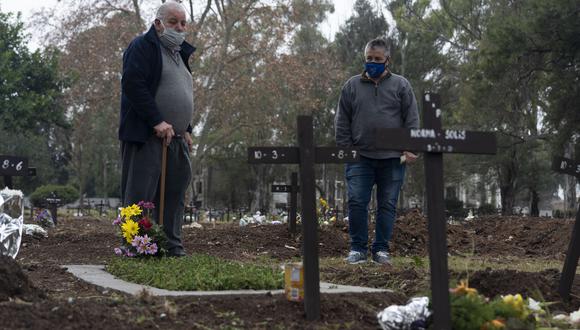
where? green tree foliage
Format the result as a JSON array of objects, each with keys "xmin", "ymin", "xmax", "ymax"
[
  {"xmin": 334, "ymin": 0, "xmax": 390, "ymax": 77},
  {"xmin": 0, "ymin": 12, "xmax": 70, "ymax": 192},
  {"xmin": 11, "ymin": 0, "xmax": 576, "ymax": 213},
  {"xmin": 29, "ymin": 184, "xmax": 79, "ymax": 206}
]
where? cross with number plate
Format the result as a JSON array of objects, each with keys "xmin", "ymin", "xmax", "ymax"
[
  {"xmin": 552, "ymin": 156, "xmax": 580, "ymax": 301},
  {"xmin": 375, "ymin": 93, "xmax": 497, "ymax": 330},
  {"xmin": 271, "ymin": 172, "xmax": 300, "ymax": 233},
  {"xmin": 1, "ymin": 155, "xmax": 37, "ymax": 189},
  {"xmin": 248, "ymin": 115, "xmax": 359, "ymax": 321}
]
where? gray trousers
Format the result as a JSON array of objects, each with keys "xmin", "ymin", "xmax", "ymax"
[{"xmin": 121, "ymin": 135, "xmax": 192, "ymax": 253}]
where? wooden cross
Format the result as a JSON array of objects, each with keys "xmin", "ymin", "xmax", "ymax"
[
  {"xmin": 248, "ymin": 115, "xmax": 359, "ymax": 321},
  {"xmin": 551, "ymin": 156, "xmax": 580, "ymax": 301},
  {"xmin": 46, "ymin": 196, "xmax": 61, "ymax": 225},
  {"xmin": 1, "ymin": 155, "xmax": 36, "ymax": 189},
  {"xmin": 271, "ymin": 172, "xmax": 299, "ymax": 233},
  {"xmin": 375, "ymin": 93, "xmax": 497, "ymax": 330}
]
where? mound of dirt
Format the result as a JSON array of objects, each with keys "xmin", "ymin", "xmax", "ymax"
[
  {"xmin": 0, "ymin": 255, "xmax": 44, "ymax": 302},
  {"xmin": 392, "ymin": 212, "xmax": 574, "ymax": 259},
  {"xmin": 464, "ymin": 269, "xmax": 580, "ymax": 312}
]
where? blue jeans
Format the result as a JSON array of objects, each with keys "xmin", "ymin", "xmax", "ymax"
[{"xmin": 346, "ymin": 156, "xmax": 405, "ymax": 254}]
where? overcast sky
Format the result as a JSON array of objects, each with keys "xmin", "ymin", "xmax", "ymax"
[{"xmin": 0, "ymin": 0, "xmax": 363, "ymax": 47}]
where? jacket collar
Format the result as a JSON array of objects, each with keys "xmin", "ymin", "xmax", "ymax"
[
  {"xmin": 144, "ymin": 24, "xmax": 196, "ymax": 58},
  {"xmin": 360, "ymin": 70, "xmax": 392, "ymax": 84}
]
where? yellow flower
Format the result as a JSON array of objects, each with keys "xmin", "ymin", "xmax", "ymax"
[
  {"xmin": 121, "ymin": 219, "xmax": 140, "ymax": 243},
  {"xmin": 121, "ymin": 204, "xmax": 142, "ymax": 220},
  {"xmin": 450, "ymin": 280, "xmax": 478, "ymax": 297},
  {"xmin": 502, "ymin": 294, "xmax": 524, "ymax": 311},
  {"xmin": 502, "ymin": 294, "xmax": 530, "ymax": 319},
  {"xmin": 319, "ymin": 197, "xmax": 328, "ymax": 208}
]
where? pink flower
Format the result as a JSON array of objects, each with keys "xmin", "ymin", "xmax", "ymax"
[{"xmin": 114, "ymin": 248, "xmax": 123, "ymax": 255}]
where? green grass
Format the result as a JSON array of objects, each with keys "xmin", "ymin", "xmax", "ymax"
[{"xmin": 106, "ymin": 254, "xmax": 284, "ymax": 291}]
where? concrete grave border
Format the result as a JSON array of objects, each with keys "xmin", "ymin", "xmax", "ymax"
[{"xmin": 65, "ymin": 264, "xmax": 392, "ymax": 296}]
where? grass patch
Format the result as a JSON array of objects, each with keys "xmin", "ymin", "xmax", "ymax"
[{"xmin": 107, "ymin": 254, "xmax": 284, "ymax": 291}]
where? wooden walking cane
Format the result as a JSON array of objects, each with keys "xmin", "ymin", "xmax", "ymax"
[{"xmin": 159, "ymin": 141, "xmax": 168, "ymax": 226}]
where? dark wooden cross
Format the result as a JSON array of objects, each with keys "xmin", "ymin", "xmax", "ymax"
[
  {"xmin": 271, "ymin": 172, "xmax": 299, "ymax": 233},
  {"xmin": 551, "ymin": 156, "xmax": 580, "ymax": 301},
  {"xmin": 375, "ymin": 93, "xmax": 497, "ymax": 330},
  {"xmin": 46, "ymin": 196, "xmax": 61, "ymax": 225},
  {"xmin": 1, "ymin": 155, "xmax": 36, "ymax": 189},
  {"xmin": 248, "ymin": 115, "xmax": 359, "ymax": 321}
]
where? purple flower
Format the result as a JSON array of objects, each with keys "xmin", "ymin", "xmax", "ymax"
[
  {"xmin": 125, "ymin": 251, "xmax": 135, "ymax": 257},
  {"xmin": 146, "ymin": 243, "xmax": 158, "ymax": 255},
  {"xmin": 136, "ymin": 244, "xmax": 146, "ymax": 254},
  {"xmin": 114, "ymin": 247, "xmax": 123, "ymax": 255},
  {"xmin": 138, "ymin": 201, "xmax": 155, "ymax": 210},
  {"xmin": 141, "ymin": 234, "xmax": 152, "ymax": 245},
  {"xmin": 113, "ymin": 216, "xmax": 122, "ymax": 226},
  {"xmin": 131, "ymin": 235, "xmax": 144, "ymax": 247}
]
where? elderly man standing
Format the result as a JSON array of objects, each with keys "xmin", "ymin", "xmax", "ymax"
[
  {"xmin": 335, "ymin": 38, "xmax": 420, "ymax": 265},
  {"xmin": 120, "ymin": 1, "xmax": 195, "ymax": 257}
]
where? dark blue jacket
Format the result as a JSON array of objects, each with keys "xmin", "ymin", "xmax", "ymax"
[{"xmin": 119, "ymin": 25, "xmax": 196, "ymax": 143}]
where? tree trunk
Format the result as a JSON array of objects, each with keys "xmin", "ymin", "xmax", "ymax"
[
  {"xmin": 530, "ymin": 189, "xmax": 539, "ymax": 217},
  {"xmin": 500, "ymin": 185, "xmax": 515, "ymax": 215},
  {"xmin": 499, "ymin": 152, "xmax": 518, "ymax": 215}
]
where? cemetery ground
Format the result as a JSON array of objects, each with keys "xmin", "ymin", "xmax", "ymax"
[{"xmin": 2, "ymin": 211, "xmax": 580, "ymax": 329}]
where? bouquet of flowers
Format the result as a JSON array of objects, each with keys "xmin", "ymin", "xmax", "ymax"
[
  {"xmin": 113, "ymin": 201, "xmax": 166, "ymax": 257},
  {"xmin": 449, "ymin": 280, "xmax": 540, "ymax": 329},
  {"xmin": 34, "ymin": 209, "xmax": 55, "ymax": 228}
]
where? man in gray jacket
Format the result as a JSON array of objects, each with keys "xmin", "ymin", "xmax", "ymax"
[{"xmin": 335, "ymin": 38, "xmax": 420, "ymax": 265}]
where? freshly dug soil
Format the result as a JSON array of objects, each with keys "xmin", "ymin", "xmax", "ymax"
[
  {"xmin": 2, "ymin": 212, "xmax": 577, "ymax": 329},
  {"xmin": 0, "ymin": 255, "xmax": 44, "ymax": 302}
]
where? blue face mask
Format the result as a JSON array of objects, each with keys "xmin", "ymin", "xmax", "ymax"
[{"xmin": 365, "ymin": 62, "xmax": 386, "ymax": 78}]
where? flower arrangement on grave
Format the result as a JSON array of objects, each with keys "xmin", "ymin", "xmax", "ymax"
[
  {"xmin": 112, "ymin": 201, "xmax": 166, "ymax": 257},
  {"xmin": 449, "ymin": 280, "xmax": 540, "ymax": 329},
  {"xmin": 317, "ymin": 197, "xmax": 335, "ymax": 225},
  {"xmin": 34, "ymin": 208, "xmax": 55, "ymax": 228}
]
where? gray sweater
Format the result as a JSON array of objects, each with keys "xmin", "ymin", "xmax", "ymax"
[
  {"xmin": 335, "ymin": 72, "xmax": 420, "ymax": 159},
  {"xmin": 155, "ymin": 47, "xmax": 194, "ymax": 135}
]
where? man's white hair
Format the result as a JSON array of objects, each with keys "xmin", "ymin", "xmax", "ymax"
[{"xmin": 156, "ymin": 1, "xmax": 187, "ymax": 21}]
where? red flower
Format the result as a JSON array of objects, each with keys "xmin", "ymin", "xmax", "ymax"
[{"xmin": 138, "ymin": 217, "xmax": 153, "ymax": 231}]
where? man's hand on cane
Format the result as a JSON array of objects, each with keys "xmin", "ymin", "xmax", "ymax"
[{"xmin": 154, "ymin": 121, "xmax": 175, "ymax": 146}]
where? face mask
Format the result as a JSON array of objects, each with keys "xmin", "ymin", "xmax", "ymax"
[
  {"xmin": 158, "ymin": 20, "xmax": 186, "ymax": 50},
  {"xmin": 365, "ymin": 61, "xmax": 386, "ymax": 78}
]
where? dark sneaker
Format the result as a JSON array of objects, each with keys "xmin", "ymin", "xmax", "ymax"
[
  {"xmin": 345, "ymin": 251, "xmax": 367, "ymax": 264},
  {"xmin": 372, "ymin": 251, "xmax": 391, "ymax": 265}
]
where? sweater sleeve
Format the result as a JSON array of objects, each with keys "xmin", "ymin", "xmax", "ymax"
[
  {"xmin": 121, "ymin": 38, "xmax": 163, "ymax": 128},
  {"xmin": 335, "ymin": 82, "xmax": 353, "ymax": 147},
  {"xmin": 400, "ymin": 80, "xmax": 420, "ymax": 129}
]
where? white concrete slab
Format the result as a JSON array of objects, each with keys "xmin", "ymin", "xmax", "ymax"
[{"xmin": 64, "ymin": 264, "xmax": 391, "ymax": 296}]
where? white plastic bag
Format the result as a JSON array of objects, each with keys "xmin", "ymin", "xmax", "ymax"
[{"xmin": 0, "ymin": 188, "xmax": 24, "ymax": 258}]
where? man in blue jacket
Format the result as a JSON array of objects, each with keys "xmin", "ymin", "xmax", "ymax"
[
  {"xmin": 335, "ymin": 38, "xmax": 420, "ymax": 265},
  {"xmin": 120, "ymin": 1, "xmax": 195, "ymax": 257}
]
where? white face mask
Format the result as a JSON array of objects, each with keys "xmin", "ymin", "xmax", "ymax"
[{"xmin": 158, "ymin": 20, "xmax": 186, "ymax": 50}]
